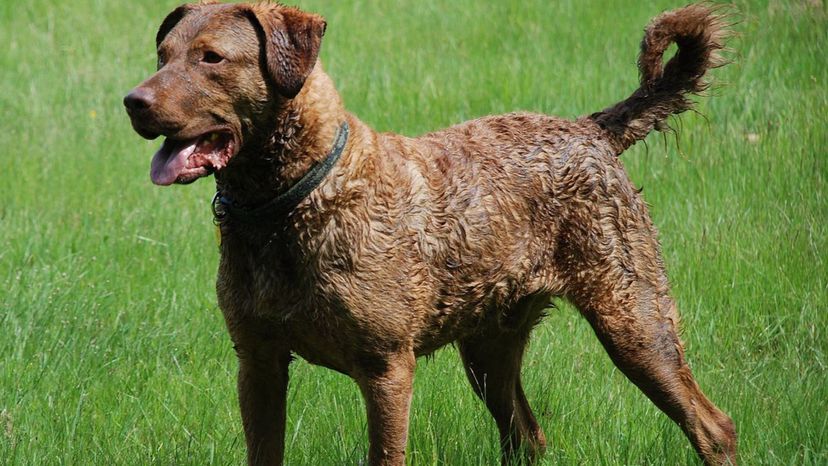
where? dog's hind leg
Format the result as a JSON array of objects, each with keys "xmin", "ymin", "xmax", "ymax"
[
  {"xmin": 563, "ymin": 230, "xmax": 737, "ymax": 464},
  {"xmin": 459, "ymin": 296, "xmax": 549, "ymax": 465}
]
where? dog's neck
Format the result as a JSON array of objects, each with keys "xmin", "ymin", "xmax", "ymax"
[{"xmin": 215, "ymin": 64, "xmax": 348, "ymax": 209}]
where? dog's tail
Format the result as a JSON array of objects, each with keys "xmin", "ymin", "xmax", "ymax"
[{"xmin": 589, "ymin": 4, "xmax": 731, "ymax": 154}]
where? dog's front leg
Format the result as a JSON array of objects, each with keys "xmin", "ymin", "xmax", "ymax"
[
  {"xmin": 234, "ymin": 338, "xmax": 291, "ymax": 466},
  {"xmin": 356, "ymin": 351, "xmax": 416, "ymax": 466}
]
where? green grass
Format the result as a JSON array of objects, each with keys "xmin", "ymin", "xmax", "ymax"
[{"xmin": 1, "ymin": 0, "xmax": 825, "ymax": 464}]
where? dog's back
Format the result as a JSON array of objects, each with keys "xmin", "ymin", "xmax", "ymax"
[{"xmin": 366, "ymin": 2, "xmax": 731, "ymax": 338}]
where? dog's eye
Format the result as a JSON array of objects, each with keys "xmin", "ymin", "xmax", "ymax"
[{"xmin": 202, "ymin": 51, "xmax": 225, "ymax": 64}]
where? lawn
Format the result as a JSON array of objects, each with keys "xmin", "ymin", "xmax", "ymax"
[{"xmin": 1, "ymin": 0, "xmax": 825, "ymax": 464}]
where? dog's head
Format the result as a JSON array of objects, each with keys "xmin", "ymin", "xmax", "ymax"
[{"xmin": 124, "ymin": 2, "xmax": 326, "ymax": 185}]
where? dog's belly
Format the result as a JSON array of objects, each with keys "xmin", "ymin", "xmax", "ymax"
[
  {"xmin": 284, "ymin": 320, "xmax": 359, "ymax": 374},
  {"xmin": 218, "ymin": 245, "xmax": 547, "ymax": 374}
]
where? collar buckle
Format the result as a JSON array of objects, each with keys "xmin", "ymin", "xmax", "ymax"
[{"xmin": 211, "ymin": 191, "xmax": 227, "ymax": 224}]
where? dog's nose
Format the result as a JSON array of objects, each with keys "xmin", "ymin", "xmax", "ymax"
[{"xmin": 123, "ymin": 88, "xmax": 155, "ymax": 112}]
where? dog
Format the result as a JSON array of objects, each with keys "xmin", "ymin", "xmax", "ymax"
[{"xmin": 124, "ymin": 2, "xmax": 736, "ymax": 465}]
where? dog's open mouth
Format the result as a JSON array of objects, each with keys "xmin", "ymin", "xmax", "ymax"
[{"xmin": 150, "ymin": 131, "xmax": 236, "ymax": 185}]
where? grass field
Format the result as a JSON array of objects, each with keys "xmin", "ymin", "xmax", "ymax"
[{"xmin": 1, "ymin": 0, "xmax": 826, "ymax": 464}]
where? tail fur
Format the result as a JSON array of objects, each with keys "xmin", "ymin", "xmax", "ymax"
[{"xmin": 590, "ymin": 4, "xmax": 731, "ymax": 153}]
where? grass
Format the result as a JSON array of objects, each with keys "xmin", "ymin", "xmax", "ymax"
[{"xmin": 0, "ymin": 0, "xmax": 825, "ymax": 464}]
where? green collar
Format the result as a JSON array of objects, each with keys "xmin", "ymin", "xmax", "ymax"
[{"xmin": 212, "ymin": 120, "xmax": 349, "ymax": 224}]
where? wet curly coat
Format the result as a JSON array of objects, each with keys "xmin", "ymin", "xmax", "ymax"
[{"xmin": 124, "ymin": 2, "xmax": 737, "ymax": 465}]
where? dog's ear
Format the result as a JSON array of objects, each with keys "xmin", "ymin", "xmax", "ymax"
[
  {"xmin": 156, "ymin": 4, "xmax": 196, "ymax": 48},
  {"xmin": 245, "ymin": 4, "xmax": 327, "ymax": 99}
]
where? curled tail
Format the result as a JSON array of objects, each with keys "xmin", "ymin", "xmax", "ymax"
[{"xmin": 590, "ymin": 4, "xmax": 731, "ymax": 154}]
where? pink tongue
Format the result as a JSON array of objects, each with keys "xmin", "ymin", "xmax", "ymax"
[{"xmin": 150, "ymin": 139, "xmax": 197, "ymax": 185}]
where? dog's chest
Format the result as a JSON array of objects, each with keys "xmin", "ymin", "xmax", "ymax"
[{"xmin": 216, "ymin": 237, "xmax": 366, "ymax": 372}]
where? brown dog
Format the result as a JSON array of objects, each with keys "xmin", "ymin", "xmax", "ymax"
[{"xmin": 124, "ymin": 2, "xmax": 736, "ymax": 465}]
